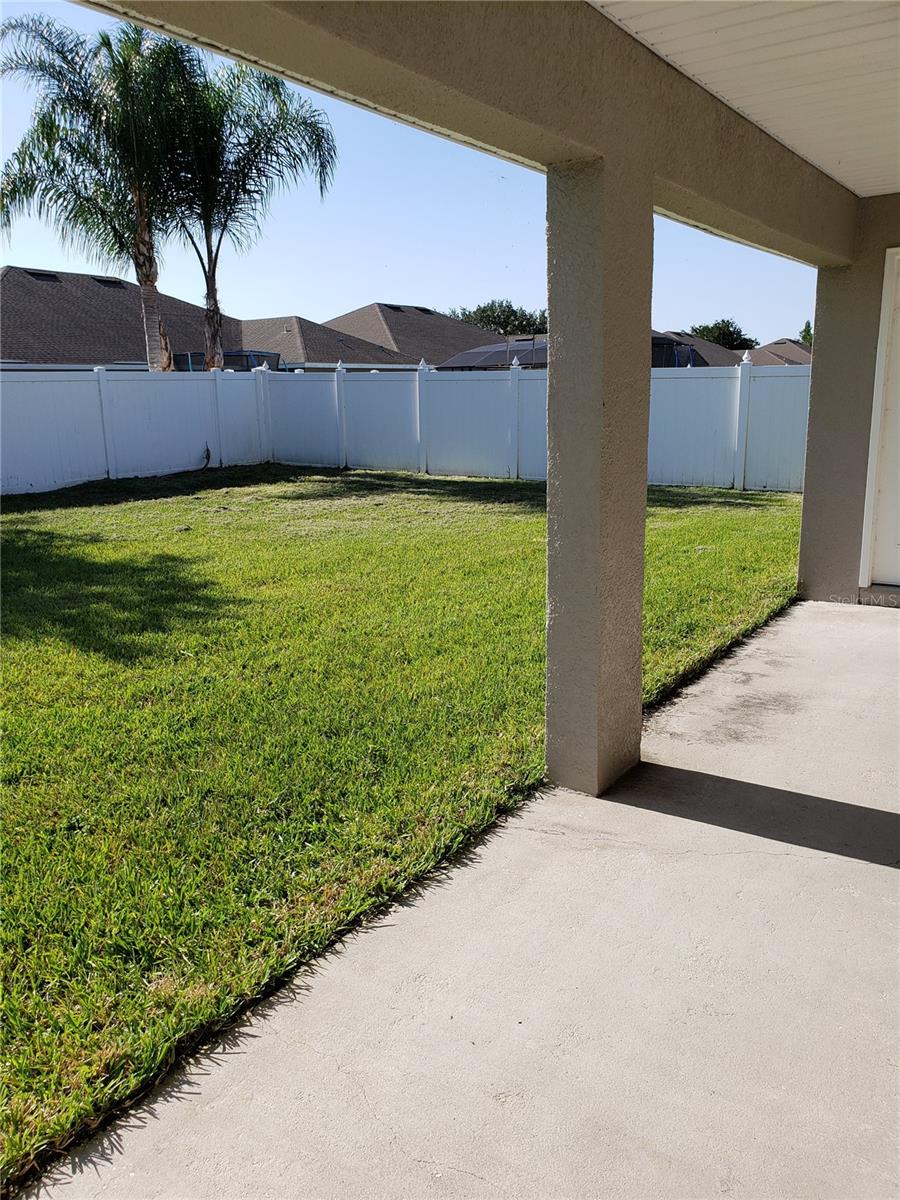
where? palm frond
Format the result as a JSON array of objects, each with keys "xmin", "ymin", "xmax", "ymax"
[
  {"xmin": 172, "ymin": 59, "xmax": 337, "ymax": 258},
  {"xmin": 1, "ymin": 15, "xmax": 187, "ymax": 274}
]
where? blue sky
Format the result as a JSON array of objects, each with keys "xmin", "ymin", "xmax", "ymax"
[{"xmin": 1, "ymin": 0, "xmax": 817, "ymax": 342}]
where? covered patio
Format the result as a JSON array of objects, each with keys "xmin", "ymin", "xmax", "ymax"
[{"xmin": 49, "ymin": 1, "xmax": 899, "ymax": 1194}]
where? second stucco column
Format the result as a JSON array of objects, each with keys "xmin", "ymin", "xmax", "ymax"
[
  {"xmin": 545, "ymin": 158, "xmax": 653, "ymax": 795},
  {"xmin": 798, "ymin": 196, "xmax": 900, "ymax": 602}
]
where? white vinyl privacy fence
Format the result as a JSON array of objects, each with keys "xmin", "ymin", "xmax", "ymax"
[{"xmin": 1, "ymin": 362, "xmax": 809, "ymax": 495}]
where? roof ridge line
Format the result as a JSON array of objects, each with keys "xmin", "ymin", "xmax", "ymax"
[{"xmin": 373, "ymin": 303, "xmax": 399, "ymax": 352}]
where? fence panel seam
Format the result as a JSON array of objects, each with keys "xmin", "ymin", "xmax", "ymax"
[
  {"xmin": 93, "ymin": 367, "xmax": 114, "ymax": 480},
  {"xmin": 335, "ymin": 365, "xmax": 347, "ymax": 468},
  {"xmin": 733, "ymin": 360, "xmax": 753, "ymax": 490},
  {"xmin": 211, "ymin": 370, "xmax": 224, "ymax": 467}
]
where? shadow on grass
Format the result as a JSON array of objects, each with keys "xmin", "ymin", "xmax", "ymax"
[
  {"xmin": 1, "ymin": 464, "xmax": 306, "ymax": 514},
  {"xmin": 2, "ymin": 527, "xmax": 235, "ymax": 662},
  {"xmin": 272, "ymin": 470, "xmax": 548, "ymax": 510},
  {"xmin": 3, "ymin": 463, "xmax": 789, "ymax": 518},
  {"xmin": 647, "ymin": 485, "xmax": 791, "ymax": 510},
  {"xmin": 2, "ymin": 465, "xmax": 548, "ymax": 515}
]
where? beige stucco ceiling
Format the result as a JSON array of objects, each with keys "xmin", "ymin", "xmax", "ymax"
[{"xmin": 591, "ymin": 1, "xmax": 900, "ymax": 197}]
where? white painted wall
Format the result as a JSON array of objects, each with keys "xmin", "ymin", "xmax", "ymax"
[{"xmin": 1, "ymin": 363, "xmax": 810, "ymax": 495}]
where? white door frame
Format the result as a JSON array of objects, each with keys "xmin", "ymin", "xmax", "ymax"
[{"xmin": 859, "ymin": 246, "xmax": 900, "ymax": 588}]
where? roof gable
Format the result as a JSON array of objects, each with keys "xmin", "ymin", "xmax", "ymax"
[
  {"xmin": 325, "ymin": 302, "xmax": 494, "ymax": 364},
  {"xmin": 746, "ymin": 338, "xmax": 813, "ymax": 366},
  {"xmin": 240, "ymin": 314, "xmax": 406, "ymax": 363}
]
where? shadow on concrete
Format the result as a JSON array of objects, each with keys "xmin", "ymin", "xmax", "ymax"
[{"xmin": 608, "ymin": 762, "xmax": 900, "ymax": 867}]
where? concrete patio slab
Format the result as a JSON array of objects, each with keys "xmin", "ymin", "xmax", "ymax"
[{"xmin": 29, "ymin": 602, "xmax": 899, "ymax": 1200}]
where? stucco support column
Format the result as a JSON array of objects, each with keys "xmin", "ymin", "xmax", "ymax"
[
  {"xmin": 798, "ymin": 195, "xmax": 900, "ymax": 602},
  {"xmin": 545, "ymin": 158, "xmax": 653, "ymax": 795}
]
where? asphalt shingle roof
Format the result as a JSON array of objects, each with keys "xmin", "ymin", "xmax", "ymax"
[
  {"xmin": 744, "ymin": 338, "xmax": 812, "ymax": 366},
  {"xmin": 241, "ymin": 315, "xmax": 405, "ymax": 365},
  {"xmin": 1, "ymin": 267, "xmax": 813, "ymax": 372},
  {"xmin": 0, "ymin": 265, "xmax": 243, "ymax": 364},
  {"xmin": 663, "ymin": 332, "xmax": 741, "ymax": 367},
  {"xmin": 325, "ymin": 303, "xmax": 495, "ymax": 365},
  {"xmin": 0, "ymin": 267, "xmax": 406, "ymax": 366}
]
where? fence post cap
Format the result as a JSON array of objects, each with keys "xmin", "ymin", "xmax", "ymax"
[
  {"xmin": 511, "ymin": 356, "xmax": 520, "ymax": 368},
  {"xmin": 418, "ymin": 358, "xmax": 428, "ymax": 369},
  {"xmin": 742, "ymin": 350, "xmax": 753, "ymax": 363}
]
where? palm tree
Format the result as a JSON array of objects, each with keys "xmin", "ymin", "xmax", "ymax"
[
  {"xmin": 0, "ymin": 17, "xmax": 186, "ymax": 370},
  {"xmin": 171, "ymin": 60, "xmax": 337, "ymax": 370}
]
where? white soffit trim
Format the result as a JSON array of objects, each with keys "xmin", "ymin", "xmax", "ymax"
[{"xmin": 590, "ymin": 1, "xmax": 900, "ymax": 197}]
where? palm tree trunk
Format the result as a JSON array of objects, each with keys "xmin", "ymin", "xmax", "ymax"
[
  {"xmin": 133, "ymin": 191, "xmax": 171, "ymax": 371},
  {"xmin": 158, "ymin": 321, "xmax": 173, "ymax": 372},
  {"xmin": 203, "ymin": 287, "xmax": 224, "ymax": 371},
  {"xmin": 203, "ymin": 259, "xmax": 224, "ymax": 371},
  {"xmin": 137, "ymin": 280, "xmax": 166, "ymax": 370}
]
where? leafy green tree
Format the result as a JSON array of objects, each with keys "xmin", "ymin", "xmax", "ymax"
[
  {"xmin": 170, "ymin": 57, "xmax": 337, "ymax": 370},
  {"xmin": 799, "ymin": 320, "xmax": 813, "ymax": 346},
  {"xmin": 1, "ymin": 17, "xmax": 189, "ymax": 369},
  {"xmin": 447, "ymin": 299, "xmax": 547, "ymax": 337},
  {"xmin": 689, "ymin": 317, "xmax": 759, "ymax": 351}
]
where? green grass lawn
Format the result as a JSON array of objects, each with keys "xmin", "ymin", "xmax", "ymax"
[{"xmin": 1, "ymin": 467, "xmax": 800, "ymax": 1185}]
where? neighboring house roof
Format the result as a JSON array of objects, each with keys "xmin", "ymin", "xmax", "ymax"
[
  {"xmin": 241, "ymin": 315, "xmax": 405, "ymax": 365},
  {"xmin": 744, "ymin": 338, "xmax": 813, "ymax": 366},
  {"xmin": 325, "ymin": 302, "xmax": 494, "ymax": 364},
  {"xmin": 663, "ymin": 333, "xmax": 813, "ymax": 367},
  {"xmin": 0, "ymin": 265, "xmax": 243, "ymax": 364},
  {"xmin": 439, "ymin": 331, "xmax": 703, "ymax": 370},
  {"xmin": 663, "ymin": 331, "xmax": 741, "ymax": 367},
  {"xmin": 0, "ymin": 266, "xmax": 403, "ymax": 366},
  {"xmin": 439, "ymin": 338, "xmax": 548, "ymax": 370}
]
